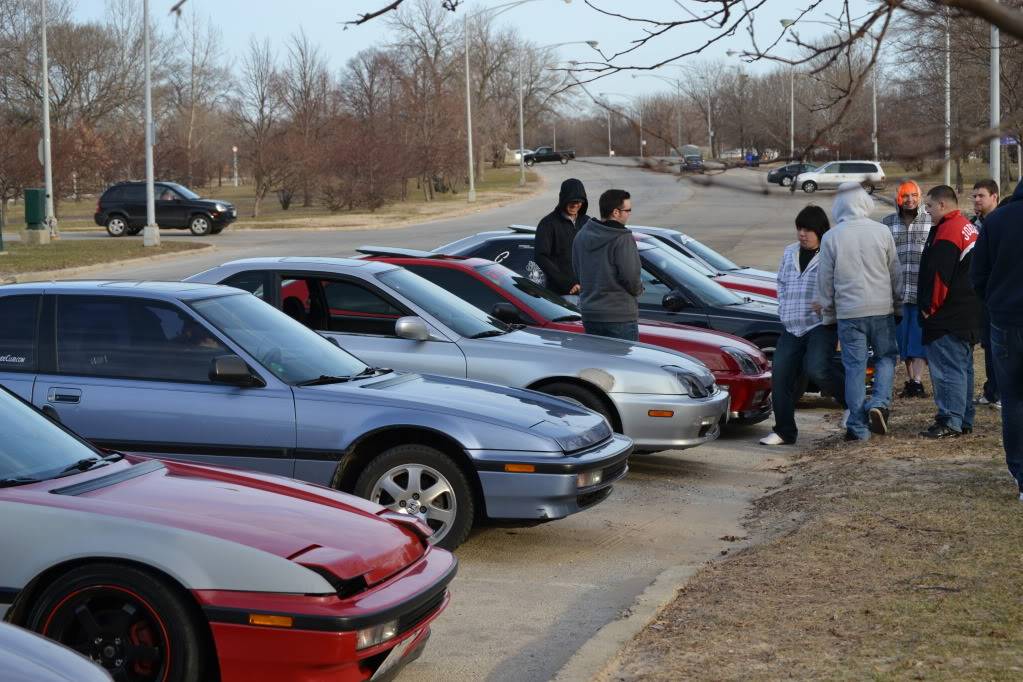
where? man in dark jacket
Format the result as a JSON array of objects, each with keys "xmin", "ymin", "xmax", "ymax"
[
  {"xmin": 571, "ymin": 189, "xmax": 643, "ymax": 341},
  {"xmin": 972, "ymin": 178, "xmax": 1023, "ymax": 502},
  {"xmin": 917, "ymin": 185, "xmax": 981, "ymax": 439},
  {"xmin": 535, "ymin": 178, "xmax": 589, "ymax": 295}
]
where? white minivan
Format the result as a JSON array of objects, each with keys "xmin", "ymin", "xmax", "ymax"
[{"xmin": 794, "ymin": 161, "xmax": 886, "ymax": 194}]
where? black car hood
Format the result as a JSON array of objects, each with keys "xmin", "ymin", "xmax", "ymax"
[{"xmin": 708, "ymin": 299, "xmax": 780, "ymax": 320}]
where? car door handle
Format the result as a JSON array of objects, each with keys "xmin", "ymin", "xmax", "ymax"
[{"xmin": 47, "ymin": 387, "xmax": 82, "ymax": 404}]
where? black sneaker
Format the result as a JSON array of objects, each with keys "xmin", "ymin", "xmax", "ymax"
[
  {"xmin": 868, "ymin": 407, "xmax": 889, "ymax": 435},
  {"xmin": 962, "ymin": 426, "xmax": 973, "ymax": 435},
  {"xmin": 898, "ymin": 380, "xmax": 927, "ymax": 398},
  {"xmin": 843, "ymin": 430, "xmax": 861, "ymax": 442},
  {"xmin": 919, "ymin": 422, "xmax": 960, "ymax": 439}
]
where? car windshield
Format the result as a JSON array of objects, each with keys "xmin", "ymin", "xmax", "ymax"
[
  {"xmin": 377, "ymin": 268, "xmax": 511, "ymax": 339},
  {"xmin": 166, "ymin": 183, "xmax": 200, "ymax": 200},
  {"xmin": 673, "ymin": 233, "xmax": 740, "ymax": 272},
  {"xmin": 641, "ymin": 245, "xmax": 744, "ymax": 307},
  {"xmin": 0, "ymin": 389, "xmax": 104, "ymax": 483},
  {"xmin": 190, "ymin": 292, "xmax": 368, "ymax": 384},
  {"xmin": 477, "ymin": 263, "xmax": 581, "ymax": 321}
]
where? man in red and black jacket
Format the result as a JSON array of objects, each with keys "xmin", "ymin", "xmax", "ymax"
[{"xmin": 917, "ymin": 185, "xmax": 982, "ymax": 439}]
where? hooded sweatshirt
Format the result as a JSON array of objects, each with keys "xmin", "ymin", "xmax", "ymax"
[
  {"xmin": 917, "ymin": 208, "xmax": 980, "ymax": 344},
  {"xmin": 816, "ymin": 182, "xmax": 903, "ymax": 322},
  {"xmin": 972, "ymin": 179, "xmax": 1023, "ymax": 327},
  {"xmin": 571, "ymin": 218, "xmax": 644, "ymax": 323},
  {"xmin": 535, "ymin": 178, "xmax": 589, "ymax": 294}
]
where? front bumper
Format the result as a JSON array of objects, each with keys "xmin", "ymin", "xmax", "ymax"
[
  {"xmin": 471, "ymin": 433, "xmax": 632, "ymax": 520},
  {"xmin": 612, "ymin": 387, "xmax": 730, "ymax": 453},
  {"xmin": 195, "ymin": 547, "xmax": 456, "ymax": 682},
  {"xmin": 715, "ymin": 370, "xmax": 772, "ymax": 425}
]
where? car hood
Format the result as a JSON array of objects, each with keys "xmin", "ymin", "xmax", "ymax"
[
  {"xmin": 714, "ymin": 274, "xmax": 777, "ymax": 298},
  {"xmin": 305, "ymin": 371, "xmax": 611, "ymax": 450},
  {"xmin": 195, "ymin": 198, "xmax": 235, "ymax": 209},
  {"xmin": 715, "ymin": 299, "xmax": 780, "ymax": 320},
  {"xmin": 43, "ymin": 458, "xmax": 425, "ymax": 586},
  {"xmin": 733, "ymin": 267, "xmax": 777, "ymax": 281},
  {"xmin": 635, "ymin": 319, "xmax": 763, "ymax": 371}
]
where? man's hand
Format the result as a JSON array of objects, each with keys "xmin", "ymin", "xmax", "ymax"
[
  {"xmin": 811, "ymin": 302, "xmax": 823, "ymax": 314},
  {"xmin": 569, "ymin": 284, "xmax": 581, "ymax": 295}
]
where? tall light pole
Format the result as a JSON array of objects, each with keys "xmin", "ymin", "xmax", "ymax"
[
  {"xmin": 232, "ymin": 145, "xmax": 239, "ymax": 187},
  {"xmin": 142, "ymin": 0, "xmax": 159, "ymax": 246},
  {"xmin": 605, "ymin": 107, "xmax": 612, "ymax": 157},
  {"xmin": 989, "ymin": 3, "xmax": 1000, "ymax": 187},
  {"xmin": 40, "ymin": 0, "xmax": 57, "ymax": 240},
  {"xmin": 944, "ymin": 9, "xmax": 951, "ymax": 185}
]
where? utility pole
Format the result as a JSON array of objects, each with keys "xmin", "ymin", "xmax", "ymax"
[
  {"xmin": 517, "ymin": 57, "xmax": 525, "ymax": 186},
  {"xmin": 40, "ymin": 0, "xmax": 57, "ymax": 240},
  {"xmin": 232, "ymin": 146, "xmax": 239, "ymax": 187},
  {"xmin": 944, "ymin": 9, "xmax": 952, "ymax": 186},
  {"xmin": 871, "ymin": 68, "xmax": 879, "ymax": 160},
  {"xmin": 789, "ymin": 68, "xmax": 795, "ymax": 160},
  {"xmin": 990, "ymin": 5, "xmax": 1000, "ymax": 187},
  {"xmin": 463, "ymin": 13, "xmax": 476, "ymax": 202},
  {"xmin": 143, "ymin": 0, "xmax": 158, "ymax": 246}
]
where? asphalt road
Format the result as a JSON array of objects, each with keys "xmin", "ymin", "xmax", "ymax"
[{"xmin": 62, "ymin": 160, "xmax": 864, "ymax": 681}]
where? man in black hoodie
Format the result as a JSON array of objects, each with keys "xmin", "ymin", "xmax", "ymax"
[
  {"xmin": 535, "ymin": 178, "xmax": 589, "ymax": 295},
  {"xmin": 571, "ymin": 189, "xmax": 643, "ymax": 341},
  {"xmin": 972, "ymin": 178, "xmax": 1023, "ymax": 502}
]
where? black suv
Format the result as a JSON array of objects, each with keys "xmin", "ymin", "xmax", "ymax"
[{"xmin": 94, "ymin": 181, "xmax": 237, "ymax": 237}]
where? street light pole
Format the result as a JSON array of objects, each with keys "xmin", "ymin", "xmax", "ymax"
[
  {"xmin": 990, "ymin": 4, "xmax": 1000, "ymax": 187},
  {"xmin": 463, "ymin": 13, "xmax": 477, "ymax": 203},
  {"xmin": 944, "ymin": 9, "xmax": 951, "ymax": 186},
  {"xmin": 606, "ymin": 108, "xmax": 612, "ymax": 157},
  {"xmin": 40, "ymin": 0, "xmax": 57, "ymax": 240},
  {"xmin": 232, "ymin": 145, "xmax": 239, "ymax": 187},
  {"xmin": 871, "ymin": 67, "xmax": 879, "ymax": 160},
  {"xmin": 142, "ymin": 0, "xmax": 159, "ymax": 246},
  {"xmin": 789, "ymin": 68, "xmax": 795, "ymax": 160},
  {"xmin": 518, "ymin": 56, "xmax": 525, "ymax": 186}
]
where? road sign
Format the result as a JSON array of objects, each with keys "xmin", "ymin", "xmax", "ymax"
[{"xmin": 1001, "ymin": 136, "xmax": 1019, "ymax": 146}]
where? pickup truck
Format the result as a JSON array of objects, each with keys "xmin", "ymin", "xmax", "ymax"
[{"xmin": 523, "ymin": 146, "xmax": 575, "ymax": 165}]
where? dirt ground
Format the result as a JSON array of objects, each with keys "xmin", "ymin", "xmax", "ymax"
[{"xmin": 606, "ymin": 353, "xmax": 1023, "ymax": 681}]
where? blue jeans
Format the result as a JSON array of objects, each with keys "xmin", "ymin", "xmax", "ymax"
[
  {"xmin": 771, "ymin": 326, "xmax": 845, "ymax": 443},
  {"xmin": 838, "ymin": 315, "xmax": 898, "ymax": 440},
  {"xmin": 990, "ymin": 323, "xmax": 1023, "ymax": 492},
  {"xmin": 924, "ymin": 333, "xmax": 976, "ymax": 433},
  {"xmin": 583, "ymin": 320, "xmax": 638, "ymax": 342}
]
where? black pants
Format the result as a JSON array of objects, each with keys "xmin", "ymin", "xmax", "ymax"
[{"xmin": 771, "ymin": 326, "xmax": 845, "ymax": 443}]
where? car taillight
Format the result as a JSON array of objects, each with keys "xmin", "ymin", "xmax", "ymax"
[{"xmin": 95, "ymin": 199, "xmax": 101, "ymax": 213}]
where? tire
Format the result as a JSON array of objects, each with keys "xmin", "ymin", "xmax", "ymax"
[
  {"xmin": 210, "ymin": 225, "xmax": 225, "ymax": 235},
  {"xmin": 801, "ymin": 180, "xmax": 817, "ymax": 193},
  {"xmin": 537, "ymin": 381, "xmax": 615, "ymax": 426},
  {"xmin": 525, "ymin": 158, "xmax": 535, "ymax": 167},
  {"xmin": 780, "ymin": 176, "xmax": 793, "ymax": 187},
  {"xmin": 188, "ymin": 215, "xmax": 212, "ymax": 236},
  {"xmin": 105, "ymin": 215, "xmax": 129, "ymax": 238},
  {"xmin": 127, "ymin": 225, "xmax": 143, "ymax": 236},
  {"xmin": 26, "ymin": 563, "xmax": 207, "ymax": 682},
  {"xmin": 559, "ymin": 156, "xmax": 569, "ymax": 165},
  {"xmin": 355, "ymin": 444, "xmax": 475, "ymax": 550}
]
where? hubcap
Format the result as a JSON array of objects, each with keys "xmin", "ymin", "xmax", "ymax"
[
  {"xmin": 370, "ymin": 464, "xmax": 456, "ymax": 543},
  {"xmin": 109, "ymin": 219, "xmax": 125, "ymax": 235},
  {"xmin": 193, "ymin": 218, "xmax": 209, "ymax": 233}
]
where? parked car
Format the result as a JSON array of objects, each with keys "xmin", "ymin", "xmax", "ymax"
[
  {"xmin": 189, "ymin": 258, "xmax": 729, "ymax": 453},
  {"xmin": 0, "ymin": 282, "xmax": 631, "ymax": 549},
  {"xmin": 629, "ymin": 225, "xmax": 778, "ymax": 282},
  {"xmin": 437, "ymin": 227, "xmax": 786, "ymax": 356},
  {"xmin": 681, "ymin": 154, "xmax": 704, "ymax": 172},
  {"xmin": 0, "ymin": 385, "xmax": 456, "ymax": 682},
  {"xmin": 794, "ymin": 161, "xmax": 886, "ymax": 194},
  {"xmin": 94, "ymin": 181, "xmax": 237, "ymax": 237},
  {"xmin": 766, "ymin": 162, "xmax": 817, "ymax": 187},
  {"xmin": 523, "ymin": 146, "xmax": 575, "ymax": 165},
  {"xmin": 0, "ymin": 622, "xmax": 111, "ymax": 682},
  {"xmin": 358, "ymin": 248, "xmax": 773, "ymax": 425}
]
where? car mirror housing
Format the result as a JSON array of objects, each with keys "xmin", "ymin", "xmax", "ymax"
[
  {"xmin": 209, "ymin": 355, "xmax": 264, "ymax": 387},
  {"xmin": 394, "ymin": 316, "xmax": 431, "ymax": 342},
  {"xmin": 491, "ymin": 302, "xmax": 524, "ymax": 324},
  {"xmin": 662, "ymin": 291, "xmax": 688, "ymax": 312}
]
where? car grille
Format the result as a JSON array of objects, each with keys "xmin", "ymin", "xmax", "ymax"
[{"xmin": 397, "ymin": 590, "xmax": 446, "ymax": 636}]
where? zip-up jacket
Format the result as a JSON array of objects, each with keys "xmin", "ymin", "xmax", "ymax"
[
  {"xmin": 571, "ymin": 218, "xmax": 643, "ymax": 323},
  {"xmin": 972, "ymin": 179, "xmax": 1023, "ymax": 327},
  {"xmin": 917, "ymin": 209, "xmax": 981, "ymax": 344},
  {"xmin": 535, "ymin": 178, "xmax": 589, "ymax": 294}
]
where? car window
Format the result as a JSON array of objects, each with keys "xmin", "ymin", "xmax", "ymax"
[
  {"xmin": 156, "ymin": 185, "xmax": 182, "ymax": 201},
  {"xmin": 103, "ymin": 187, "xmax": 124, "ymax": 202},
  {"xmin": 376, "ymin": 268, "xmax": 510, "ymax": 339},
  {"xmin": 476, "ymin": 263, "xmax": 581, "ymax": 322},
  {"xmin": 223, "ymin": 271, "xmax": 270, "ymax": 301},
  {"xmin": 121, "ymin": 185, "xmax": 146, "ymax": 201},
  {"xmin": 56, "ymin": 296, "xmax": 229, "ymax": 383},
  {"xmin": 318, "ymin": 277, "xmax": 405, "ymax": 336},
  {"xmin": 165, "ymin": 183, "xmax": 200, "ymax": 200},
  {"xmin": 821, "ymin": 164, "xmax": 842, "ymax": 174},
  {"xmin": 404, "ymin": 265, "xmax": 507, "ymax": 317},
  {"xmin": 673, "ymin": 234, "xmax": 739, "ymax": 272},
  {"xmin": 638, "ymin": 267, "xmax": 672, "ymax": 308},
  {"xmin": 642, "ymin": 247, "xmax": 743, "ymax": 307},
  {"xmin": 0, "ymin": 295, "xmax": 39, "ymax": 372}
]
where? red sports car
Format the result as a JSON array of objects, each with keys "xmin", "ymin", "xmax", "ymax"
[
  {"xmin": 0, "ymin": 386, "xmax": 455, "ymax": 682},
  {"xmin": 359, "ymin": 249, "xmax": 773, "ymax": 424}
]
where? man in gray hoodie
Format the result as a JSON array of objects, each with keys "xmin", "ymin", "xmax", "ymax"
[
  {"xmin": 817, "ymin": 182, "xmax": 903, "ymax": 440},
  {"xmin": 571, "ymin": 189, "xmax": 644, "ymax": 341}
]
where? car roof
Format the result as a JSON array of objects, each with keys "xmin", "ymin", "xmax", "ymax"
[
  {"xmin": 0, "ymin": 280, "xmax": 237, "ymax": 301},
  {"xmin": 215, "ymin": 256, "xmax": 396, "ymax": 275}
]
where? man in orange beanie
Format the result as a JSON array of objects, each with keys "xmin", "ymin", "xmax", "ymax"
[{"xmin": 882, "ymin": 180, "xmax": 931, "ymax": 398}]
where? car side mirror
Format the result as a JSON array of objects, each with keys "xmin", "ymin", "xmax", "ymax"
[
  {"xmin": 395, "ymin": 316, "xmax": 431, "ymax": 342},
  {"xmin": 662, "ymin": 291, "xmax": 688, "ymax": 312},
  {"xmin": 209, "ymin": 355, "xmax": 264, "ymax": 387},
  {"xmin": 491, "ymin": 302, "xmax": 525, "ymax": 324}
]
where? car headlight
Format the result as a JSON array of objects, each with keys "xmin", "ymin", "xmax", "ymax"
[
  {"xmin": 357, "ymin": 619, "xmax": 399, "ymax": 650},
  {"xmin": 722, "ymin": 346, "xmax": 761, "ymax": 376},
  {"xmin": 663, "ymin": 365, "xmax": 713, "ymax": 398},
  {"xmin": 214, "ymin": 203, "xmax": 227, "ymax": 212},
  {"xmin": 576, "ymin": 469, "xmax": 603, "ymax": 488}
]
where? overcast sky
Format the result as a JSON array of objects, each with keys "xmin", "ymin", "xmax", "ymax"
[{"xmin": 72, "ymin": 0, "xmax": 874, "ymax": 99}]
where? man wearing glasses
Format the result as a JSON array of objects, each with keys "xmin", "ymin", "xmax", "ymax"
[
  {"xmin": 571, "ymin": 189, "xmax": 643, "ymax": 341},
  {"xmin": 535, "ymin": 178, "xmax": 590, "ymax": 295}
]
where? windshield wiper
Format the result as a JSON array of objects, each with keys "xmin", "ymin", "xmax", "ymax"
[
  {"xmin": 0, "ymin": 476, "xmax": 42, "ymax": 488},
  {"xmin": 57, "ymin": 457, "xmax": 111, "ymax": 476},
  {"xmin": 552, "ymin": 315, "xmax": 583, "ymax": 322},
  {"xmin": 470, "ymin": 330, "xmax": 508, "ymax": 339},
  {"xmin": 296, "ymin": 375, "xmax": 357, "ymax": 386}
]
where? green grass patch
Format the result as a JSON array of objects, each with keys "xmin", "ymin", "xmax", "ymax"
[{"xmin": 0, "ymin": 239, "xmax": 205, "ymax": 278}]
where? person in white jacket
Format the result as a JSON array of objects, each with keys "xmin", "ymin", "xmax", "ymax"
[{"xmin": 816, "ymin": 182, "xmax": 904, "ymax": 441}]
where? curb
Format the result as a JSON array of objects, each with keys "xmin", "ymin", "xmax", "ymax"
[{"xmin": 1, "ymin": 242, "xmax": 215, "ymax": 283}]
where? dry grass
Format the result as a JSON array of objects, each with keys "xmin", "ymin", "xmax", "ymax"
[
  {"xmin": 0, "ymin": 240, "xmax": 204, "ymax": 278},
  {"xmin": 608, "ymin": 352, "xmax": 1022, "ymax": 681}
]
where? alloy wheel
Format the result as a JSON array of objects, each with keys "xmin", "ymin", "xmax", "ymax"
[{"xmin": 370, "ymin": 464, "xmax": 457, "ymax": 543}]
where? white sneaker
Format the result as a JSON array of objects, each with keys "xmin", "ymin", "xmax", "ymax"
[
  {"xmin": 759, "ymin": 432, "xmax": 787, "ymax": 446},
  {"xmin": 839, "ymin": 409, "xmax": 850, "ymax": 429}
]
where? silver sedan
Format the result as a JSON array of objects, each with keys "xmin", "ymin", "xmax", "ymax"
[{"xmin": 187, "ymin": 257, "xmax": 730, "ymax": 453}]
